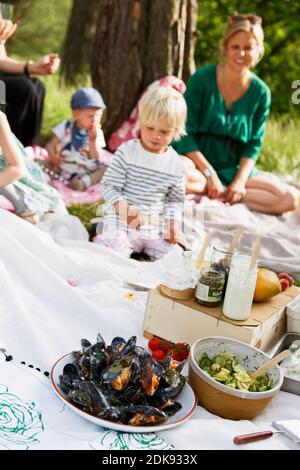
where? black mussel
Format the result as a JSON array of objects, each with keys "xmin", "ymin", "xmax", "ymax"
[
  {"xmin": 160, "ymin": 400, "xmax": 182, "ymax": 417},
  {"xmin": 59, "ymin": 374, "xmax": 73, "ymax": 394},
  {"xmin": 72, "ymin": 350, "xmax": 83, "ymax": 361},
  {"xmin": 109, "ymin": 336, "xmax": 127, "ymax": 361},
  {"xmin": 68, "ymin": 390, "xmax": 91, "ymax": 409},
  {"xmin": 89, "ymin": 350, "xmax": 108, "ymax": 381},
  {"xmin": 148, "ymin": 376, "xmax": 185, "ymax": 408},
  {"xmin": 123, "ymin": 386, "xmax": 147, "ymax": 405},
  {"xmin": 140, "ymin": 357, "xmax": 164, "ymax": 396},
  {"xmin": 79, "ymin": 355, "xmax": 91, "ymax": 379},
  {"xmin": 163, "ymin": 352, "xmax": 173, "ymax": 370},
  {"xmin": 81, "ymin": 339, "xmax": 92, "ymax": 351},
  {"xmin": 163, "ymin": 368, "xmax": 182, "ymax": 388},
  {"xmin": 118, "ymin": 336, "xmax": 137, "ymax": 359},
  {"xmin": 134, "ymin": 346, "xmax": 152, "ymax": 361},
  {"xmin": 101, "ymin": 357, "xmax": 133, "ymax": 391},
  {"xmin": 62, "ymin": 363, "xmax": 81, "ymax": 381},
  {"xmin": 78, "ymin": 381, "xmax": 110, "ymax": 413},
  {"xmin": 125, "ymin": 405, "xmax": 168, "ymax": 426},
  {"xmin": 97, "ymin": 407, "xmax": 124, "ymax": 423},
  {"xmin": 96, "ymin": 333, "xmax": 106, "ymax": 349}
]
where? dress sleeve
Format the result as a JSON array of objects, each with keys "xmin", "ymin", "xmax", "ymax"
[
  {"xmin": 174, "ymin": 72, "xmax": 204, "ymax": 155},
  {"xmin": 239, "ymin": 87, "xmax": 271, "ymax": 161}
]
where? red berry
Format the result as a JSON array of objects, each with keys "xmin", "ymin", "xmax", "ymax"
[
  {"xmin": 148, "ymin": 337, "xmax": 160, "ymax": 351},
  {"xmin": 152, "ymin": 349, "xmax": 166, "ymax": 361},
  {"xmin": 280, "ymin": 278, "xmax": 290, "ymax": 291}
]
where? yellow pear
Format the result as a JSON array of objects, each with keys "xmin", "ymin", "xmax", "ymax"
[{"xmin": 254, "ymin": 268, "xmax": 282, "ymax": 302}]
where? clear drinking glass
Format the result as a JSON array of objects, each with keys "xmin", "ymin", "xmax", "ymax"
[
  {"xmin": 222, "ymin": 253, "xmax": 258, "ymax": 321},
  {"xmin": 0, "ymin": 3, "xmax": 14, "ymax": 20}
]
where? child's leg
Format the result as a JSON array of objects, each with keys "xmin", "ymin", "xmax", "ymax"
[
  {"xmin": 0, "ymin": 184, "xmax": 26, "ymax": 213},
  {"xmin": 142, "ymin": 236, "xmax": 175, "ymax": 260},
  {"xmin": 67, "ymin": 166, "xmax": 107, "ymax": 191},
  {"xmin": 0, "ymin": 185, "xmax": 40, "ymax": 224},
  {"xmin": 90, "ymin": 166, "xmax": 107, "ymax": 184},
  {"xmin": 93, "ymin": 229, "xmax": 134, "ymax": 257}
]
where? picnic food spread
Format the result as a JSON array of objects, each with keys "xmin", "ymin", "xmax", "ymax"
[
  {"xmin": 198, "ymin": 352, "xmax": 274, "ymax": 392},
  {"xmin": 58, "ymin": 334, "xmax": 187, "ymax": 426}
]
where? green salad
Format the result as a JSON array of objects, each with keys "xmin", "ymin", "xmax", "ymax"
[{"xmin": 198, "ymin": 353, "xmax": 273, "ymax": 392}]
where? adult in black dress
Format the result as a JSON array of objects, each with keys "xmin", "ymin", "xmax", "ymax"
[{"xmin": 0, "ymin": 19, "xmax": 60, "ymax": 146}]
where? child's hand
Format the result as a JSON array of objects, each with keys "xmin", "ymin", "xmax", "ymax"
[
  {"xmin": 88, "ymin": 122, "xmax": 98, "ymax": 142},
  {"xmin": 126, "ymin": 207, "xmax": 144, "ymax": 230},
  {"xmin": 113, "ymin": 201, "xmax": 144, "ymax": 229},
  {"xmin": 164, "ymin": 219, "xmax": 181, "ymax": 244}
]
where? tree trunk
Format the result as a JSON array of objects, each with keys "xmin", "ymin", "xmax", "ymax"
[
  {"xmin": 61, "ymin": 0, "xmax": 99, "ymax": 85},
  {"xmin": 91, "ymin": 0, "xmax": 198, "ymax": 138}
]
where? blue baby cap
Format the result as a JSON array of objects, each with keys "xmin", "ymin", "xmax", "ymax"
[{"xmin": 71, "ymin": 87, "xmax": 106, "ymax": 110}]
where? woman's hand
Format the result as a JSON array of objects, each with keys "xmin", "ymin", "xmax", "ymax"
[
  {"xmin": 206, "ymin": 173, "xmax": 225, "ymax": 199},
  {"xmin": 0, "ymin": 19, "xmax": 17, "ymax": 45},
  {"xmin": 224, "ymin": 179, "xmax": 247, "ymax": 204},
  {"xmin": 30, "ymin": 53, "xmax": 60, "ymax": 75}
]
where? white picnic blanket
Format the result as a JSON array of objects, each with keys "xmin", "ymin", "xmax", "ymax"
[
  {"xmin": 183, "ymin": 198, "xmax": 300, "ymax": 278},
  {"xmin": 0, "ymin": 208, "xmax": 300, "ymax": 450}
]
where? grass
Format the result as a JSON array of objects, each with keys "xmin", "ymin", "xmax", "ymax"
[{"xmin": 259, "ymin": 117, "xmax": 300, "ymax": 181}]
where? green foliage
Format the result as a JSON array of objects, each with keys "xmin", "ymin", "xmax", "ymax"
[
  {"xmin": 6, "ymin": 0, "xmax": 72, "ymax": 59},
  {"xmin": 196, "ymin": 0, "xmax": 300, "ymax": 114}
]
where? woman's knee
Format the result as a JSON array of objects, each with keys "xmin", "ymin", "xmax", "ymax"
[{"xmin": 20, "ymin": 77, "xmax": 45, "ymax": 101}]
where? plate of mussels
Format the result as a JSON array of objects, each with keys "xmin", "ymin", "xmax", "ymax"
[{"xmin": 50, "ymin": 334, "xmax": 198, "ymax": 433}]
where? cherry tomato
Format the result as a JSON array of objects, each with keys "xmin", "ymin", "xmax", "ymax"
[
  {"xmin": 160, "ymin": 339, "xmax": 174, "ymax": 352},
  {"xmin": 148, "ymin": 337, "xmax": 160, "ymax": 351},
  {"xmin": 170, "ymin": 349, "xmax": 181, "ymax": 361},
  {"xmin": 178, "ymin": 349, "xmax": 189, "ymax": 361},
  {"xmin": 152, "ymin": 349, "xmax": 166, "ymax": 361}
]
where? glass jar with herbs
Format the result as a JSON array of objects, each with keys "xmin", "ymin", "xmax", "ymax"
[
  {"xmin": 195, "ymin": 267, "xmax": 226, "ymax": 307},
  {"xmin": 210, "ymin": 245, "xmax": 233, "ymax": 299}
]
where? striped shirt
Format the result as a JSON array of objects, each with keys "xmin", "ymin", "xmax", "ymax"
[{"xmin": 102, "ymin": 139, "xmax": 185, "ymax": 234}]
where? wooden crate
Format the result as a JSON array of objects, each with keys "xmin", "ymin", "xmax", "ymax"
[{"xmin": 143, "ymin": 285, "xmax": 300, "ymax": 352}]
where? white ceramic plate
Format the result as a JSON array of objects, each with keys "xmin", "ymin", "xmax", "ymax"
[{"xmin": 51, "ymin": 353, "xmax": 198, "ymax": 433}]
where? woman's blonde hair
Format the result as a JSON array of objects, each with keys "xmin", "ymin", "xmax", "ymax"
[
  {"xmin": 220, "ymin": 13, "xmax": 265, "ymax": 67},
  {"xmin": 138, "ymin": 86, "xmax": 187, "ymax": 140}
]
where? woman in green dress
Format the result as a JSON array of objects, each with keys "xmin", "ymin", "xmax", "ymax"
[{"xmin": 174, "ymin": 14, "xmax": 299, "ymax": 214}]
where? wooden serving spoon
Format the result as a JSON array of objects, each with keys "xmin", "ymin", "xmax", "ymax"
[{"xmin": 251, "ymin": 349, "xmax": 290, "ymax": 380}]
